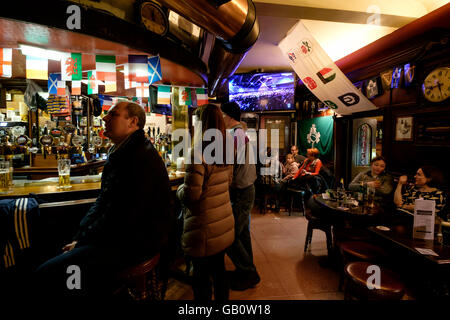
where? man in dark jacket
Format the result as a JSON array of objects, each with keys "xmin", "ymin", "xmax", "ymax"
[{"xmin": 35, "ymin": 101, "xmax": 172, "ymax": 298}]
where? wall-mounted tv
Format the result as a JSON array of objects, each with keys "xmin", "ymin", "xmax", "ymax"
[{"xmin": 228, "ymin": 72, "xmax": 295, "ymax": 112}]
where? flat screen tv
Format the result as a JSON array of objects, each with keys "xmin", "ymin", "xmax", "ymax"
[{"xmin": 228, "ymin": 72, "xmax": 295, "ymax": 112}]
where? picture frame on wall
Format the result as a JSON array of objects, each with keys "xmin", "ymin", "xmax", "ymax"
[{"xmin": 395, "ymin": 116, "xmax": 414, "ymax": 141}]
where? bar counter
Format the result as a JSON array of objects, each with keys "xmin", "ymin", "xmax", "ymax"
[{"xmin": 1, "ymin": 170, "xmax": 185, "ymax": 201}]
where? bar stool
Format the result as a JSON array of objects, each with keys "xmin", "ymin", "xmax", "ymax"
[
  {"xmin": 344, "ymin": 261, "xmax": 406, "ymax": 300},
  {"xmin": 286, "ymin": 187, "xmax": 306, "ymax": 216},
  {"xmin": 338, "ymin": 241, "xmax": 388, "ymax": 291},
  {"xmin": 115, "ymin": 253, "xmax": 163, "ymax": 301}
]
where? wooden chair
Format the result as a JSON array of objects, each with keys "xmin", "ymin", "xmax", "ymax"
[
  {"xmin": 115, "ymin": 253, "xmax": 164, "ymax": 301},
  {"xmin": 304, "ymin": 208, "xmax": 333, "ymax": 258}
]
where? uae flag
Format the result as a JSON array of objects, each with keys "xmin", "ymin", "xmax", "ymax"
[
  {"xmin": 87, "ymin": 70, "xmax": 98, "ymax": 94},
  {"xmin": 0, "ymin": 48, "xmax": 12, "ymax": 78},
  {"xmin": 96, "ymin": 55, "xmax": 116, "ymax": 81},
  {"xmin": 179, "ymin": 87, "xmax": 192, "ymax": 106},
  {"xmin": 26, "ymin": 56, "xmax": 48, "ymax": 80},
  {"xmin": 195, "ymin": 88, "xmax": 208, "ymax": 105},
  {"xmin": 128, "ymin": 55, "xmax": 148, "ymax": 83},
  {"xmin": 57, "ymin": 80, "xmax": 67, "ymax": 96},
  {"xmin": 157, "ymin": 85, "xmax": 171, "ymax": 104},
  {"xmin": 71, "ymin": 80, "xmax": 81, "ymax": 95},
  {"xmin": 61, "ymin": 52, "xmax": 82, "ymax": 81}
]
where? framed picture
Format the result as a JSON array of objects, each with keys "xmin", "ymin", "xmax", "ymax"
[{"xmin": 395, "ymin": 116, "xmax": 414, "ymax": 141}]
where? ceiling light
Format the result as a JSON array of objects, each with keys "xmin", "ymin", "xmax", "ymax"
[{"xmin": 19, "ymin": 44, "xmax": 66, "ymax": 61}]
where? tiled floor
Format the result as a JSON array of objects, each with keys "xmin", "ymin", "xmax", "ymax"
[{"xmin": 165, "ymin": 205, "xmax": 344, "ymax": 300}]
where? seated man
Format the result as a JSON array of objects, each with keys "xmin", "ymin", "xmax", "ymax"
[
  {"xmin": 289, "ymin": 145, "xmax": 306, "ymax": 166},
  {"xmin": 34, "ymin": 102, "xmax": 173, "ymax": 299}
]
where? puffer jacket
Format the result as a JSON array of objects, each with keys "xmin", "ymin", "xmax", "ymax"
[{"xmin": 177, "ymin": 162, "xmax": 234, "ymax": 257}]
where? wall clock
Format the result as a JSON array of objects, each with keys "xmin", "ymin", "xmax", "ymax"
[
  {"xmin": 422, "ymin": 67, "xmax": 450, "ymax": 102},
  {"xmin": 140, "ymin": 1, "xmax": 169, "ymax": 36}
]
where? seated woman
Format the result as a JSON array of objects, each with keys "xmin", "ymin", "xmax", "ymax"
[
  {"xmin": 282, "ymin": 153, "xmax": 299, "ymax": 181},
  {"xmin": 394, "ymin": 165, "xmax": 447, "ymax": 215},
  {"xmin": 349, "ymin": 155, "xmax": 394, "ymax": 208},
  {"xmin": 290, "ymin": 148, "xmax": 323, "ymax": 194}
]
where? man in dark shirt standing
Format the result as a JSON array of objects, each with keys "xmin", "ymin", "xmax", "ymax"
[{"xmin": 35, "ymin": 101, "xmax": 172, "ymax": 298}]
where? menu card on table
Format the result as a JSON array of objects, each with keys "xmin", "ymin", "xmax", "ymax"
[{"xmin": 413, "ymin": 199, "xmax": 435, "ymax": 240}]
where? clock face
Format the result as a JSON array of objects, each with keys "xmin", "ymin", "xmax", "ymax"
[
  {"xmin": 141, "ymin": 2, "xmax": 168, "ymax": 36},
  {"xmin": 422, "ymin": 67, "xmax": 450, "ymax": 102}
]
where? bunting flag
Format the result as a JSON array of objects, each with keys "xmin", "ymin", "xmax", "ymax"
[
  {"xmin": 100, "ymin": 95, "xmax": 113, "ymax": 111},
  {"xmin": 365, "ymin": 77, "xmax": 380, "ymax": 99},
  {"xmin": 61, "ymin": 52, "xmax": 82, "ymax": 81},
  {"xmin": 157, "ymin": 85, "xmax": 171, "ymax": 104},
  {"xmin": 136, "ymin": 82, "xmax": 149, "ymax": 98},
  {"xmin": 179, "ymin": 87, "xmax": 192, "ymax": 105},
  {"xmin": 71, "ymin": 80, "xmax": 81, "ymax": 95},
  {"xmin": 0, "ymin": 48, "xmax": 12, "ymax": 78},
  {"xmin": 123, "ymin": 63, "xmax": 139, "ymax": 89},
  {"xmin": 57, "ymin": 80, "xmax": 67, "ymax": 96},
  {"xmin": 278, "ymin": 21, "xmax": 377, "ymax": 115},
  {"xmin": 391, "ymin": 66, "xmax": 402, "ymax": 89},
  {"xmin": 148, "ymin": 55, "xmax": 162, "ymax": 84},
  {"xmin": 104, "ymin": 81, "xmax": 116, "ymax": 93},
  {"xmin": 96, "ymin": 55, "xmax": 116, "ymax": 81},
  {"xmin": 128, "ymin": 55, "xmax": 148, "ymax": 83},
  {"xmin": 195, "ymin": 88, "xmax": 208, "ymax": 105},
  {"xmin": 26, "ymin": 56, "xmax": 48, "ymax": 80},
  {"xmin": 404, "ymin": 63, "xmax": 415, "ymax": 87},
  {"xmin": 48, "ymin": 73, "xmax": 61, "ymax": 94},
  {"xmin": 87, "ymin": 70, "xmax": 98, "ymax": 94}
]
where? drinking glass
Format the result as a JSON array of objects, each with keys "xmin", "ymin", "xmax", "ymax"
[
  {"xmin": 0, "ymin": 161, "xmax": 9, "ymax": 193},
  {"xmin": 366, "ymin": 186, "xmax": 376, "ymax": 208},
  {"xmin": 57, "ymin": 159, "xmax": 71, "ymax": 189}
]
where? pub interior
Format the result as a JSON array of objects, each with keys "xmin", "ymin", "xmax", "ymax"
[{"xmin": 0, "ymin": 0, "xmax": 449, "ymax": 303}]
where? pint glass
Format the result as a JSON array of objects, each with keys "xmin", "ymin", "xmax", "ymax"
[{"xmin": 57, "ymin": 159, "xmax": 71, "ymax": 189}]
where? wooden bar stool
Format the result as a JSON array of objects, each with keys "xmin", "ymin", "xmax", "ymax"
[
  {"xmin": 344, "ymin": 261, "xmax": 406, "ymax": 300},
  {"xmin": 115, "ymin": 253, "xmax": 163, "ymax": 301}
]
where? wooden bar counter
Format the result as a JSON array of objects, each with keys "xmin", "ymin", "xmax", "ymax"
[{"xmin": 1, "ymin": 170, "xmax": 185, "ymax": 202}]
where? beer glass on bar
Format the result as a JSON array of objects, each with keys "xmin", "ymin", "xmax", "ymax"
[
  {"xmin": 0, "ymin": 161, "xmax": 9, "ymax": 193},
  {"xmin": 367, "ymin": 186, "xmax": 376, "ymax": 208},
  {"xmin": 57, "ymin": 158, "xmax": 71, "ymax": 189}
]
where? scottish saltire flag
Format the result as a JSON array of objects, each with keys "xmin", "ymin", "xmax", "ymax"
[
  {"xmin": 148, "ymin": 55, "xmax": 162, "ymax": 85},
  {"xmin": 71, "ymin": 81, "xmax": 81, "ymax": 95},
  {"xmin": 48, "ymin": 73, "xmax": 61, "ymax": 94},
  {"xmin": 26, "ymin": 56, "xmax": 48, "ymax": 80},
  {"xmin": 61, "ymin": 52, "xmax": 82, "ymax": 81},
  {"xmin": 195, "ymin": 88, "xmax": 208, "ymax": 105},
  {"xmin": 179, "ymin": 87, "xmax": 192, "ymax": 105},
  {"xmin": 135, "ymin": 83, "xmax": 149, "ymax": 98},
  {"xmin": 96, "ymin": 55, "xmax": 116, "ymax": 81},
  {"xmin": 128, "ymin": 55, "xmax": 148, "ymax": 83},
  {"xmin": 57, "ymin": 80, "xmax": 66, "ymax": 96},
  {"xmin": 157, "ymin": 85, "xmax": 171, "ymax": 104},
  {"xmin": 87, "ymin": 70, "xmax": 98, "ymax": 94},
  {"xmin": 0, "ymin": 48, "xmax": 12, "ymax": 78}
]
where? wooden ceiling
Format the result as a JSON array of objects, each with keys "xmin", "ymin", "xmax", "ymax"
[{"xmin": 0, "ymin": 18, "xmax": 206, "ymax": 92}]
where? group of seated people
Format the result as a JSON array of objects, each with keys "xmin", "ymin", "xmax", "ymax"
[{"xmin": 260, "ymin": 147, "xmax": 448, "ymax": 220}]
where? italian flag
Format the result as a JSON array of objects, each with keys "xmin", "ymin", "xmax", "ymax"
[
  {"xmin": 179, "ymin": 87, "xmax": 192, "ymax": 106},
  {"xmin": 87, "ymin": 70, "xmax": 98, "ymax": 94},
  {"xmin": 0, "ymin": 48, "xmax": 12, "ymax": 78},
  {"xmin": 196, "ymin": 88, "xmax": 208, "ymax": 105},
  {"xmin": 26, "ymin": 56, "xmax": 48, "ymax": 80},
  {"xmin": 61, "ymin": 53, "xmax": 82, "ymax": 81},
  {"xmin": 96, "ymin": 55, "xmax": 116, "ymax": 81},
  {"xmin": 157, "ymin": 85, "xmax": 171, "ymax": 104}
]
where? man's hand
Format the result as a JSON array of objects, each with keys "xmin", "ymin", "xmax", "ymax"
[{"xmin": 62, "ymin": 241, "xmax": 77, "ymax": 253}]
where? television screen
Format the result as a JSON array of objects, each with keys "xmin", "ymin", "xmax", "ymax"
[{"xmin": 228, "ymin": 72, "xmax": 295, "ymax": 112}]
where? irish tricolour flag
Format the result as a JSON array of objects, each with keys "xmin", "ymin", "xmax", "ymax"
[
  {"xmin": 87, "ymin": 70, "xmax": 98, "ymax": 94},
  {"xmin": 61, "ymin": 53, "xmax": 82, "ymax": 81},
  {"xmin": 157, "ymin": 85, "xmax": 171, "ymax": 104},
  {"xmin": 96, "ymin": 55, "xmax": 116, "ymax": 82}
]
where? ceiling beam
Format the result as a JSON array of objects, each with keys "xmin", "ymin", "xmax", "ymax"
[{"xmin": 255, "ymin": 3, "xmax": 416, "ymax": 28}]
